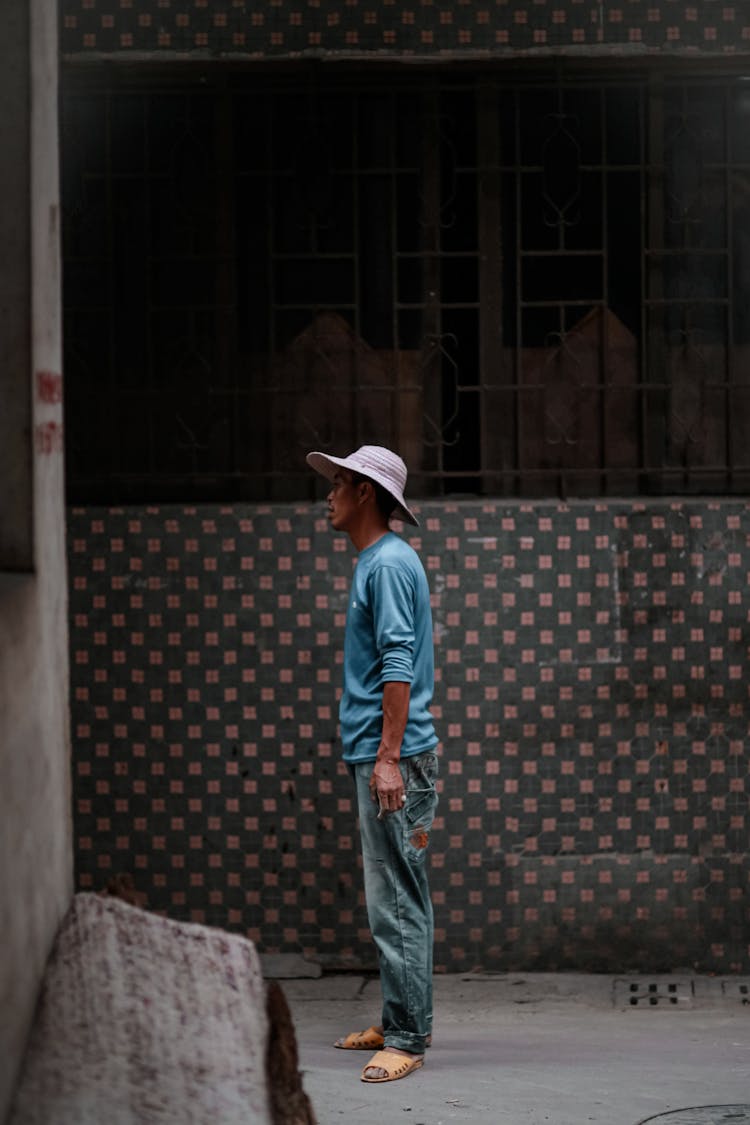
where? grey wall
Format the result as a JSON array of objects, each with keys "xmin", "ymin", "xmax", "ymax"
[{"xmin": 0, "ymin": 1, "xmax": 72, "ymax": 1118}]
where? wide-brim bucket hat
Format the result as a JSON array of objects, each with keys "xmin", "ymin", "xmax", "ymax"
[{"xmin": 306, "ymin": 445, "xmax": 419, "ymax": 526}]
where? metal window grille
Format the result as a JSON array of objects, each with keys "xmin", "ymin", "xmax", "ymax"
[{"xmin": 61, "ymin": 68, "xmax": 750, "ymax": 502}]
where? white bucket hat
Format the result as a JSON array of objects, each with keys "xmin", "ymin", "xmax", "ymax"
[{"xmin": 306, "ymin": 445, "xmax": 419, "ymax": 526}]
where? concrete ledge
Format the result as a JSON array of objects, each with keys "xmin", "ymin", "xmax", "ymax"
[{"xmin": 259, "ymin": 953, "xmax": 322, "ymax": 980}]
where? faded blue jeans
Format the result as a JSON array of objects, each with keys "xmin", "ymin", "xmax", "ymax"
[{"xmin": 352, "ymin": 749, "xmax": 439, "ymax": 1054}]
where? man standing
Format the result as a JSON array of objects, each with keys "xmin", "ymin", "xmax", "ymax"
[{"xmin": 306, "ymin": 445, "xmax": 439, "ymax": 1085}]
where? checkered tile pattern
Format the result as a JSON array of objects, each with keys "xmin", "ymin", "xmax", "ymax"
[
  {"xmin": 69, "ymin": 501, "xmax": 750, "ymax": 972},
  {"xmin": 60, "ymin": 1, "xmax": 750, "ymax": 57}
]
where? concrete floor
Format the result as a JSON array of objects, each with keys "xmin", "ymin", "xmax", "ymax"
[{"xmin": 283, "ymin": 974, "xmax": 750, "ymax": 1125}]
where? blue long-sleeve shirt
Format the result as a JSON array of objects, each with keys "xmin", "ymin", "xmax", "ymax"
[{"xmin": 340, "ymin": 532, "xmax": 438, "ymax": 764}]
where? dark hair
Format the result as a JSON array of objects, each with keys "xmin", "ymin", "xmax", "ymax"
[{"xmin": 351, "ymin": 472, "xmax": 396, "ymax": 521}]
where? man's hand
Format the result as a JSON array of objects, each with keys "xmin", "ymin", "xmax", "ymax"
[{"xmin": 369, "ymin": 758, "xmax": 405, "ymax": 816}]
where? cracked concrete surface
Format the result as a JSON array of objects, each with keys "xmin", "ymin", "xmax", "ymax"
[{"xmin": 281, "ymin": 974, "xmax": 750, "ymax": 1125}]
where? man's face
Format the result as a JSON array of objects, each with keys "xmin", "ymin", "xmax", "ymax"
[{"xmin": 327, "ymin": 469, "xmax": 360, "ymax": 532}]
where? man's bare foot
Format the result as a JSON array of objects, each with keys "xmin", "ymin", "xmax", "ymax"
[
  {"xmin": 362, "ymin": 1047, "xmax": 424, "ymax": 1081},
  {"xmin": 333, "ymin": 1025, "xmax": 384, "ymax": 1050}
]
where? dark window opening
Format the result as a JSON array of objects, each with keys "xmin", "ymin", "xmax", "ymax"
[{"xmin": 61, "ymin": 69, "xmax": 750, "ymax": 503}]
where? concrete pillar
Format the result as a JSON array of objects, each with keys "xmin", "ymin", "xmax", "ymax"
[{"xmin": 0, "ymin": 0, "xmax": 72, "ymax": 1118}]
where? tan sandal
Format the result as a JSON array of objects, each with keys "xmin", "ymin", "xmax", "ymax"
[
  {"xmin": 361, "ymin": 1049, "xmax": 424, "ymax": 1083},
  {"xmin": 334, "ymin": 1025, "xmax": 385, "ymax": 1050}
]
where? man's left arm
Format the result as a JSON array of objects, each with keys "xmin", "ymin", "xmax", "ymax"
[
  {"xmin": 368, "ymin": 563, "xmax": 417, "ymax": 815},
  {"xmin": 369, "ymin": 680, "xmax": 410, "ymax": 813}
]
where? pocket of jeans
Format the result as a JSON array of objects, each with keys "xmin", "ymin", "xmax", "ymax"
[
  {"xmin": 401, "ymin": 753, "xmax": 438, "ymax": 825},
  {"xmin": 403, "ymin": 781, "xmax": 437, "ymax": 861},
  {"xmin": 404, "ymin": 785, "xmax": 435, "ymax": 827}
]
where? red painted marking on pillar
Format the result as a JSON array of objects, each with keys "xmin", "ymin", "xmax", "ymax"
[
  {"xmin": 35, "ymin": 421, "xmax": 64, "ymax": 454},
  {"xmin": 36, "ymin": 371, "xmax": 63, "ymax": 404}
]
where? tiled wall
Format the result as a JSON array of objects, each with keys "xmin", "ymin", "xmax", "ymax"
[
  {"xmin": 60, "ymin": 1, "xmax": 750, "ymax": 58},
  {"xmin": 69, "ymin": 500, "xmax": 750, "ymax": 973}
]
